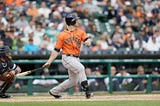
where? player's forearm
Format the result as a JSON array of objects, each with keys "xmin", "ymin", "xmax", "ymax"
[
  {"xmin": 16, "ymin": 66, "xmax": 21, "ymax": 73},
  {"xmin": 47, "ymin": 50, "xmax": 59, "ymax": 64}
]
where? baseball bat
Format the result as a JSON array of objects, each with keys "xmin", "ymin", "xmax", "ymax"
[{"xmin": 16, "ymin": 67, "xmax": 43, "ymax": 77}]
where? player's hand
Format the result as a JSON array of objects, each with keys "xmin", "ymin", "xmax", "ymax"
[
  {"xmin": 42, "ymin": 63, "xmax": 51, "ymax": 68},
  {"xmin": 84, "ymin": 38, "xmax": 92, "ymax": 46}
]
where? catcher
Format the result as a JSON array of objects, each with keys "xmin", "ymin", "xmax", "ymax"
[{"xmin": 0, "ymin": 46, "xmax": 21, "ymax": 98}]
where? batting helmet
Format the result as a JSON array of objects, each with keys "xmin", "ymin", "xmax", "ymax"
[
  {"xmin": 0, "ymin": 46, "xmax": 12, "ymax": 61},
  {"xmin": 65, "ymin": 13, "xmax": 79, "ymax": 26}
]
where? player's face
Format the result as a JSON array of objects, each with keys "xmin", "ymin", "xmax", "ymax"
[
  {"xmin": 75, "ymin": 19, "xmax": 79, "ymax": 27},
  {"xmin": 6, "ymin": 52, "xmax": 12, "ymax": 60}
]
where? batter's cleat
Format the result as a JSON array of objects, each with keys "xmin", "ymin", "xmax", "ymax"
[
  {"xmin": 49, "ymin": 91, "xmax": 62, "ymax": 99},
  {"xmin": 85, "ymin": 91, "xmax": 93, "ymax": 99},
  {"xmin": 0, "ymin": 93, "xmax": 12, "ymax": 98}
]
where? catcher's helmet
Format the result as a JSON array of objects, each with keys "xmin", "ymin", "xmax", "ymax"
[
  {"xmin": 0, "ymin": 46, "xmax": 12, "ymax": 61},
  {"xmin": 0, "ymin": 46, "xmax": 11, "ymax": 55},
  {"xmin": 65, "ymin": 13, "xmax": 79, "ymax": 26}
]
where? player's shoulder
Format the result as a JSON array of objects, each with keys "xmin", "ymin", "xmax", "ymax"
[
  {"xmin": 76, "ymin": 28, "xmax": 85, "ymax": 33},
  {"xmin": 59, "ymin": 30, "xmax": 67, "ymax": 35},
  {"xmin": 75, "ymin": 28, "xmax": 86, "ymax": 35},
  {"xmin": 57, "ymin": 31, "xmax": 66, "ymax": 38}
]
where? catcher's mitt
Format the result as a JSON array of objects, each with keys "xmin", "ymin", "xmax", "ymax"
[{"xmin": 0, "ymin": 71, "xmax": 15, "ymax": 82}]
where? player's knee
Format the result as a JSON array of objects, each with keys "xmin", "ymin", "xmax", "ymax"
[
  {"xmin": 69, "ymin": 78, "xmax": 78, "ymax": 85},
  {"xmin": 73, "ymin": 80, "xmax": 78, "ymax": 86}
]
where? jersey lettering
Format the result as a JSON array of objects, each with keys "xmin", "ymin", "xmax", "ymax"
[
  {"xmin": 55, "ymin": 28, "xmax": 87, "ymax": 54},
  {"xmin": 64, "ymin": 36, "xmax": 81, "ymax": 48}
]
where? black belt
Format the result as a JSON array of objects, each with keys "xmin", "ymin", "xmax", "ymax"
[{"xmin": 65, "ymin": 54, "xmax": 80, "ymax": 58}]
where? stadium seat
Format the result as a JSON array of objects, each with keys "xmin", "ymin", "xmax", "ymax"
[
  {"xmin": 81, "ymin": 19, "xmax": 89, "ymax": 26},
  {"xmin": 115, "ymin": 48, "xmax": 128, "ymax": 54},
  {"xmin": 104, "ymin": 22, "xmax": 115, "ymax": 37},
  {"xmin": 92, "ymin": 12, "xmax": 108, "ymax": 22},
  {"xmin": 94, "ymin": 19, "xmax": 101, "ymax": 32}
]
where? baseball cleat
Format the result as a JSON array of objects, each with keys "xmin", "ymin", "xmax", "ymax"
[
  {"xmin": 49, "ymin": 91, "xmax": 62, "ymax": 99},
  {"xmin": 0, "ymin": 93, "xmax": 12, "ymax": 98},
  {"xmin": 85, "ymin": 91, "xmax": 93, "ymax": 99}
]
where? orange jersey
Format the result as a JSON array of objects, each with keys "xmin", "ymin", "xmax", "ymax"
[
  {"xmin": 6, "ymin": 0, "xmax": 14, "ymax": 6},
  {"xmin": 6, "ymin": 0, "xmax": 24, "ymax": 6},
  {"xmin": 55, "ymin": 28, "xmax": 87, "ymax": 55},
  {"xmin": 15, "ymin": 0, "xmax": 24, "ymax": 6}
]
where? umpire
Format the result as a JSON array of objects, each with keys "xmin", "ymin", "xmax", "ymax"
[{"xmin": 0, "ymin": 46, "xmax": 21, "ymax": 98}]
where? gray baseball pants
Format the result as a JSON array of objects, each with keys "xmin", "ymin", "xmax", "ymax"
[{"xmin": 50, "ymin": 55, "xmax": 87, "ymax": 95}]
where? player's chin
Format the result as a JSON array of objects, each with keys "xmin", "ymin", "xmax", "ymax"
[{"xmin": 75, "ymin": 23, "xmax": 79, "ymax": 27}]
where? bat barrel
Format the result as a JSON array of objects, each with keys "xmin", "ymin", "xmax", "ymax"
[{"xmin": 16, "ymin": 67, "xmax": 43, "ymax": 77}]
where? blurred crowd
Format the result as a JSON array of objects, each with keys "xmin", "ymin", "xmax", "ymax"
[
  {"xmin": 0, "ymin": 0, "xmax": 159, "ymax": 54},
  {"xmin": 86, "ymin": 65, "xmax": 160, "ymax": 92}
]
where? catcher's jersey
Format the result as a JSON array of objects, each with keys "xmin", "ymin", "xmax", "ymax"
[
  {"xmin": 0, "ymin": 61, "xmax": 17, "ymax": 75},
  {"xmin": 55, "ymin": 28, "xmax": 87, "ymax": 55}
]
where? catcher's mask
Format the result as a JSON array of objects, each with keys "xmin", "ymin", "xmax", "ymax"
[
  {"xmin": 0, "ymin": 46, "xmax": 12, "ymax": 62},
  {"xmin": 65, "ymin": 13, "xmax": 79, "ymax": 26}
]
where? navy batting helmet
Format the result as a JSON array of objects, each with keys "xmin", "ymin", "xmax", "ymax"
[{"xmin": 65, "ymin": 13, "xmax": 79, "ymax": 26}]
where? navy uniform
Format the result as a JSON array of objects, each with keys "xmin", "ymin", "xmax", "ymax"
[{"xmin": 0, "ymin": 46, "xmax": 21, "ymax": 98}]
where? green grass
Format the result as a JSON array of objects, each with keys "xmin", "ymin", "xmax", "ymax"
[{"xmin": 0, "ymin": 101, "xmax": 160, "ymax": 106}]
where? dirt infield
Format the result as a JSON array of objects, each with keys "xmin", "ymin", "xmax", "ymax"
[{"xmin": 0, "ymin": 94, "xmax": 160, "ymax": 102}]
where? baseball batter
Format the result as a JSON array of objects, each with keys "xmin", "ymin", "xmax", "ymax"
[{"xmin": 43, "ymin": 13, "xmax": 92, "ymax": 99}]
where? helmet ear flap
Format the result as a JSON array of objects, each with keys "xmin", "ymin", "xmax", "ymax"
[
  {"xmin": 65, "ymin": 19, "xmax": 76, "ymax": 26},
  {"xmin": 0, "ymin": 46, "xmax": 12, "ymax": 61},
  {"xmin": 0, "ymin": 55, "xmax": 6, "ymax": 62}
]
